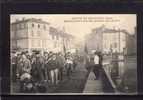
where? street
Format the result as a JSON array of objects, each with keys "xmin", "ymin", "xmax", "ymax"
[
  {"xmin": 11, "ymin": 62, "xmax": 89, "ymax": 93},
  {"xmin": 11, "ymin": 55, "xmax": 137, "ymax": 94},
  {"xmin": 10, "ymin": 15, "xmax": 137, "ymax": 94}
]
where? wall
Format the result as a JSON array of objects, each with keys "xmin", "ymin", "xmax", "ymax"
[
  {"xmin": 85, "ymin": 27, "xmax": 127, "ymax": 54},
  {"xmin": 11, "ymin": 19, "xmax": 74, "ymax": 53}
]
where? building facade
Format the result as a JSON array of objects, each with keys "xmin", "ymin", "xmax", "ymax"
[
  {"xmin": 11, "ymin": 18, "xmax": 74, "ymax": 53},
  {"xmin": 85, "ymin": 26, "xmax": 103, "ymax": 53},
  {"xmin": 85, "ymin": 25, "xmax": 127, "ymax": 54},
  {"xmin": 126, "ymin": 27, "xmax": 137, "ymax": 55},
  {"xmin": 49, "ymin": 27, "xmax": 75, "ymax": 53}
]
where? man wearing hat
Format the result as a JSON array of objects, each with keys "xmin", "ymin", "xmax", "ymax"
[
  {"xmin": 31, "ymin": 51, "xmax": 45, "ymax": 83},
  {"xmin": 46, "ymin": 53, "xmax": 58, "ymax": 85}
]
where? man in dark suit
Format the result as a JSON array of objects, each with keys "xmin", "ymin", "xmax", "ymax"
[{"xmin": 31, "ymin": 51, "xmax": 45, "ymax": 83}]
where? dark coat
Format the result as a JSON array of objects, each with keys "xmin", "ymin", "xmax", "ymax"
[
  {"xmin": 98, "ymin": 54, "xmax": 103, "ymax": 66},
  {"xmin": 56, "ymin": 55, "xmax": 65, "ymax": 68},
  {"xmin": 45, "ymin": 58, "xmax": 58, "ymax": 71},
  {"xmin": 31, "ymin": 56, "xmax": 45, "ymax": 81},
  {"xmin": 33, "ymin": 57, "xmax": 44, "ymax": 69},
  {"xmin": 89, "ymin": 56, "xmax": 95, "ymax": 67}
]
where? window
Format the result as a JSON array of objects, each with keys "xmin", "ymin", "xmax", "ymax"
[
  {"xmin": 32, "ymin": 40, "xmax": 35, "ymax": 47},
  {"xmin": 32, "ymin": 23, "xmax": 34, "ymax": 27},
  {"xmin": 38, "ymin": 24, "xmax": 40, "ymax": 28},
  {"xmin": 56, "ymin": 35, "xmax": 59, "ymax": 40},
  {"xmin": 52, "ymin": 35, "xmax": 55, "ymax": 40},
  {"xmin": 37, "ymin": 31, "xmax": 40, "ymax": 36},
  {"xmin": 37, "ymin": 32, "xmax": 40, "ymax": 37},
  {"xmin": 54, "ymin": 43, "xmax": 56, "ymax": 48},
  {"xmin": 37, "ymin": 40, "xmax": 41, "ymax": 46},
  {"xmin": 21, "ymin": 23, "xmax": 24, "ymax": 29},
  {"xmin": 44, "ymin": 25, "xmax": 46, "ymax": 30},
  {"xmin": 114, "ymin": 43, "xmax": 117, "ymax": 48},
  {"xmin": 43, "ymin": 40, "xmax": 46, "ymax": 47},
  {"xmin": 16, "ymin": 24, "xmax": 19, "ymax": 29},
  {"xmin": 24, "ymin": 23, "xmax": 26, "ymax": 28},
  {"xmin": 110, "ymin": 44, "xmax": 113, "ymax": 49},
  {"xmin": 31, "ymin": 30, "xmax": 34, "ymax": 36},
  {"xmin": 11, "ymin": 25, "xmax": 15, "ymax": 31},
  {"xmin": 19, "ymin": 24, "xmax": 22, "ymax": 29},
  {"xmin": 32, "ymin": 40, "xmax": 41, "ymax": 47}
]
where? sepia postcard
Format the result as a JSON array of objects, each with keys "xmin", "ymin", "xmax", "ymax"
[{"xmin": 10, "ymin": 14, "xmax": 137, "ymax": 95}]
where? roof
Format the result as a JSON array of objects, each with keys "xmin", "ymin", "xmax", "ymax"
[
  {"xmin": 92, "ymin": 25, "xmax": 130, "ymax": 35},
  {"xmin": 11, "ymin": 18, "xmax": 50, "ymax": 25}
]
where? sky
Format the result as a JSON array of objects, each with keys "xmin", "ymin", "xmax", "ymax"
[{"xmin": 11, "ymin": 14, "xmax": 136, "ymax": 41}]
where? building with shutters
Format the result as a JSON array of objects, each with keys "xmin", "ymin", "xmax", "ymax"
[
  {"xmin": 85, "ymin": 25, "xmax": 127, "ymax": 54},
  {"xmin": 10, "ymin": 18, "xmax": 74, "ymax": 53}
]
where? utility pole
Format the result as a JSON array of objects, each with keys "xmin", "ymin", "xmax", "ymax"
[
  {"xmin": 118, "ymin": 28, "xmax": 120, "ymax": 54},
  {"xmin": 62, "ymin": 27, "xmax": 66, "ymax": 59}
]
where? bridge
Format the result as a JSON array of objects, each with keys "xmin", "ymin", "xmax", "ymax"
[
  {"xmin": 83, "ymin": 62, "xmax": 118, "ymax": 94},
  {"xmin": 83, "ymin": 54, "xmax": 137, "ymax": 94}
]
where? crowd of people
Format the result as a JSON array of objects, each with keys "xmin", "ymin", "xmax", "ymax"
[
  {"xmin": 11, "ymin": 50, "xmax": 79, "ymax": 92},
  {"xmin": 11, "ymin": 48, "xmax": 104, "ymax": 93}
]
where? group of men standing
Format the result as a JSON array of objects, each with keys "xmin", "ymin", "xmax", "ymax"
[
  {"xmin": 11, "ymin": 49, "xmax": 103, "ymax": 92},
  {"xmin": 11, "ymin": 50, "xmax": 77, "ymax": 88}
]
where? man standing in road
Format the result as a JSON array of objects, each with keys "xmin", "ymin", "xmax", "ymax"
[{"xmin": 93, "ymin": 51, "xmax": 100, "ymax": 80}]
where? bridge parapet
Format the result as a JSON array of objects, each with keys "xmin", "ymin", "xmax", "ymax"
[{"xmin": 101, "ymin": 62, "xmax": 119, "ymax": 93}]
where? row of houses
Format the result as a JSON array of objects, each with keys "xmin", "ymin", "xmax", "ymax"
[
  {"xmin": 10, "ymin": 18, "xmax": 75, "ymax": 53},
  {"xmin": 85, "ymin": 25, "xmax": 136, "ymax": 55}
]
